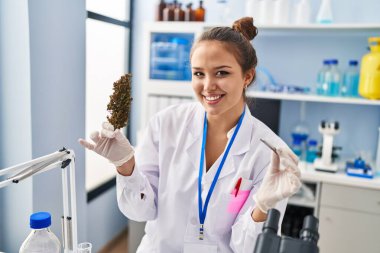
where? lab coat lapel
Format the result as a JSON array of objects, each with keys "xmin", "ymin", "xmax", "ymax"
[
  {"xmin": 184, "ymin": 104, "xmax": 204, "ymax": 173},
  {"xmin": 185, "ymin": 104, "xmax": 254, "ymax": 182},
  {"xmin": 206, "ymin": 105, "xmax": 254, "ymax": 183}
]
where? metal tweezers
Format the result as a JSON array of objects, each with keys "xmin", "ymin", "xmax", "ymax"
[{"xmin": 260, "ymin": 138, "xmax": 278, "ymax": 155}]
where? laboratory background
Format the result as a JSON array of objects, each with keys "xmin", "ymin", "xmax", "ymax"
[{"xmin": 1, "ymin": 0, "xmax": 380, "ymax": 252}]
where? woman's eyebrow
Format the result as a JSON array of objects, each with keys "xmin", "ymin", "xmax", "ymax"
[
  {"xmin": 215, "ymin": 65, "xmax": 232, "ymax": 69},
  {"xmin": 192, "ymin": 65, "xmax": 232, "ymax": 70}
]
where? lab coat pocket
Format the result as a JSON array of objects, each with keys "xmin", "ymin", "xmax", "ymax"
[
  {"xmin": 227, "ymin": 190, "xmax": 250, "ymax": 214},
  {"xmin": 213, "ymin": 190, "xmax": 252, "ymax": 235}
]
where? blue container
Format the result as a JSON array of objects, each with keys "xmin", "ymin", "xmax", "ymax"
[{"xmin": 150, "ymin": 33, "xmax": 193, "ymax": 81}]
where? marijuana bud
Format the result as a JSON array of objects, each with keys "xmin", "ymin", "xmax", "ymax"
[{"xmin": 107, "ymin": 74, "xmax": 133, "ymax": 129}]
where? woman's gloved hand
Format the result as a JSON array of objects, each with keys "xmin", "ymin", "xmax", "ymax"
[
  {"xmin": 254, "ymin": 148, "xmax": 301, "ymax": 213},
  {"xmin": 78, "ymin": 122, "xmax": 134, "ymax": 167}
]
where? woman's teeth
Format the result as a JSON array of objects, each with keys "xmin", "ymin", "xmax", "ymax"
[{"xmin": 205, "ymin": 95, "xmax": 222, "ymax": 101}]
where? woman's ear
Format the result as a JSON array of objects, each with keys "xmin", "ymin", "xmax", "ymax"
[{"xmin": 244, "ymin": 68, "xmax": 255, "ymax": 87}]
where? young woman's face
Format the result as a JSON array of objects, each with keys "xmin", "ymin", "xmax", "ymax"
[{"xmin": 190, "ymin": 41, "xmax": 253, "ymax": 117}]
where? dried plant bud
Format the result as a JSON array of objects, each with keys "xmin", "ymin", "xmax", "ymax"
[{"xmin": 107, "ymin": 74, "xmax": 133, "ymax": 129}]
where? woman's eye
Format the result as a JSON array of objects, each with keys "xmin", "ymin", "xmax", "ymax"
[
  {"xmin": 216, "ymin": 71, "xmax": 229, "ymax": 77},
  {"xmin": 193, "ymin": 72, "xmax": 204, "ymax": 77}
]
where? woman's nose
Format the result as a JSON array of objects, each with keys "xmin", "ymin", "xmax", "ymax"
[{"xmin": 203, "ymin": 76, "xmax": 217, "ymax": 91}]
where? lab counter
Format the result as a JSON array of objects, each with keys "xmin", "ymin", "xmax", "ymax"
[
  {"xmin": 290, "ymin": 162, "xmax": 380, "ymax": 253},
  {"xmin": 300, "ymin": 162, "xmax": 380, "ymax": 190}
]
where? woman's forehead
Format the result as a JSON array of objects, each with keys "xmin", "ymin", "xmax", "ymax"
[{"xmin": 191, "ymin": 41, "xmax": 238, "ymax": 62}]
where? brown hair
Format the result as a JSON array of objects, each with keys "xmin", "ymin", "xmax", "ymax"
[{"xmin": 190, "ymin": 17, "xmax": 258, "ymax": 86}]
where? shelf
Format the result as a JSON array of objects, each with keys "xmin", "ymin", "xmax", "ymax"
[
  {"xmin": 145, "ymin": 81, "xmax": 380, "ymax": 105},
  {"xmin": 246, "ymin": 90, "xmax": 380, "ymax": 105},
  {"xmin": 203, "ymin": 22, "xmax": 380, "ymax": 32},
  {"xmin": 151, "ymin": 22, "xmax": 380, "ymax": 32},
  {"xmin": 146, "ymin": 80, "xmax": 194, "ymax": 97}
]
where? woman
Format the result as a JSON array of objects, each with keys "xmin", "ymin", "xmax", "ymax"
[{"xmin": 79, "ymin": 17, "xmax": 301, "ymax": 253}]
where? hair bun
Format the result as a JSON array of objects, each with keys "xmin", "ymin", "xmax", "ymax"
[{"xmin": 232, "ymin": 17, "xmax": 258, "ymax": 41}]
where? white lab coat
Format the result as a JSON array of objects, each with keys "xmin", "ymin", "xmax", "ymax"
[{"xmin": 117, "ymin": 102, "xmax": 288, "ymax": 253}]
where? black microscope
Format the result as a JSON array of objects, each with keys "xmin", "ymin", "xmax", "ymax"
[{"xmin": 253, "ymin": 209, "xmax": 320, "ymax": 253}]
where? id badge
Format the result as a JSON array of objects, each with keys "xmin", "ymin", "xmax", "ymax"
[
  {"xmin": 183, "ymin": 233, "xmax": 218, "ymax": 253},
  {"xmin": 183, "ymin": 241, "xmax": 217, "ymax": 253}
]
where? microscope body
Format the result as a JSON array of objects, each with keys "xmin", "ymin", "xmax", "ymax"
[
  {"xmin": 314, "ymin": 120, "xmax": 340, "ymax": 172},
  {"xmin": 253, "ymin": 209, "xmax": 319, "ymax": 253}
]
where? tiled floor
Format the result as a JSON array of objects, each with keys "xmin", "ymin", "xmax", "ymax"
[{"xmin": 98, "ymin": 228, "xmax": 128, "ymax": 253}]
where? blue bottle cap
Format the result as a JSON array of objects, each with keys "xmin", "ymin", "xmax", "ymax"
[
  {"xmin": 330, "ymin": 59, "xmax": 338, "ymax": 65},
  {"xmin": 30, "ymin": 212, "xmax": 51, "ymax": 229},
  {"xmin": 349, "ymin": 60, "xmax": 358, "ymax": 66},
  {"xmin": 308, "ymin": 139, "xmax": 317, "ymax": 146},
  {"xmin": 292, "ymin": 138, "xmax": 302, "ymax": 145},
  {"xmin": 323, "ymin": 59, "xmax": 331, "ymax": 65}
]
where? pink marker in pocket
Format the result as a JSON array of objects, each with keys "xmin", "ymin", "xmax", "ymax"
[{"xmin": 227, "ymin": 177, "xmax": 251, "ymax": 214}]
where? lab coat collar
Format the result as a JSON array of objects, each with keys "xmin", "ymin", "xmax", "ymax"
[{"xmin": 185, "ymin": 103, "xmax": 254, "ymax": 182}]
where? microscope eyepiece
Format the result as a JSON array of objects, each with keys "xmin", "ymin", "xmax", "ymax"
[
  {"xmin": 299, "ymin": 215, "xmax": 319, "ymax": 244},
  {"xmin": 263, "ymin": 209, "xmax": 280, "ymax": 234}
]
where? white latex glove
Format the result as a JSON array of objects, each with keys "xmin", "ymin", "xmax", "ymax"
[
  {"xmin": 78, "ymin": 122, "xmax": 134, "ymax": 167},
  {"xmin": 254, "ymin": 147, "xmax": 301, "ymax": 213}
]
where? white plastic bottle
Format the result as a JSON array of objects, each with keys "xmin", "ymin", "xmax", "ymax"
[
  {"xmin": 294, "ymin": 0, "xmax": 311, "ymax": 25},
  {"xmin": 245, "ymin": 0, "xmax": 261, "ymax": 21},
  {"xmin": 273, "ymin": 0, "xmax": 290, "ymax": 25},
  {"xmin": 20, "ymin": 212, "xmax": 61, "ymax": 253},
  {"xmin": 216, "ymin": 0, "xmax": 230, "ymax": 23},
  {"xmin": 316, "ymin": 0, "xmax": 333, "ymax": 24}
]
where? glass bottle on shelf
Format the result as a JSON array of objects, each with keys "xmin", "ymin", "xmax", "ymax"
[
  {"xmin": 291, "ymin": 121, "xmax": 309, "ymax": 160},
  {"xmin": 174, "ymin": 3, "xmax": 185, "ymax": 21},
  {"xmin": 292, "ymin": 138, "xmax": 303, "ymax": 158},
  {"xmin": 163, "ymin": 3, "xmax": 175, "ymax": 21},
  {"xmin": 316, "ymin": 59, "xmax": 331, "ymax": 95},
  {"xmin": 185, "ymin": 3, "xmax": 195, "ymax": 21},
  {"xmin": 306, "ymin": 139, "xmax": 318, "ymax": 163},
  {"xmin": 195, "ymin": 0, "xmax": 205, "ymax": 22},
  {"xmin": 341, "ymin": 60, "xmax": 359, "ymax": 97},
  {"xmin": 316, "ymin": 0, "xmax": 333, "ymax": 24},
  {"xmin": 156, "ymin": 0, "xmax": 166, "ymax": 21},
  {"xmin": 327, "ymin": 59, "xmax": 341, "ymax": 96}
]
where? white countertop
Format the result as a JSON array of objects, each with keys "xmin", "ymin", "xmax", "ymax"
[{"xmin": 300, "ymin": 162, "xmax": 380, "ymax": 190}]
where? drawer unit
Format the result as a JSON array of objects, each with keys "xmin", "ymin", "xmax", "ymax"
[{"xmin": 321, "ymin": 183, "xmax": 380, "ymax": 214}]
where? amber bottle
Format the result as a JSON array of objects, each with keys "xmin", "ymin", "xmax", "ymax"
[
  {"xmin": 194, "ymin": 0, "xmax": 205, "ymax": 22},
  {"xmin": 156, "ymin": 0, "xmax": 166, "ymax": 21},
  {"xmin": 163, "ymin": 3, "xmax": 175, "ymax": 21},
  {"xmin": 174, "ymin": 3, "xmax": 185, "ymax": 21},
  {"xmin": 185, "ymin": 3, "xmax": 195, "ymax": 21}
]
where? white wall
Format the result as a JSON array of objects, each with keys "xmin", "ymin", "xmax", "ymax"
[
  {"xmin": 0, "ymin": 0, "xmax": 33, "ymax": 250},
  {"xmin": 28, "ymin": 0, "xmax": 87, "ymax": 244},
  {"xmin": 0, "ymin": 0, "xmax": 87, "ymax": 251}
]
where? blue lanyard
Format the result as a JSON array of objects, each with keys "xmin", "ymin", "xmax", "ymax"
[{"xmin": 197, "ymin": 107, "xmax": 245, "ymax": 239}]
